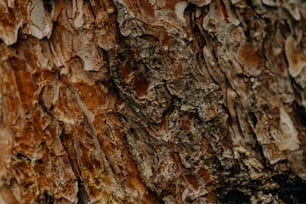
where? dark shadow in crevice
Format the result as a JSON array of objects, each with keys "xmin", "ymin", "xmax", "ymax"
[
  {"xmin": 220, "ymin": 189, "xmax": 251, "ymax": 204},
  {"xmin": 272, "ymin": 174, "xmax": 306, "ymax": 204},
  {"xmin": 293, "ymin": 101, "xmax": 306, "ymax": 127},
  {"xmin": 77, "ymin": 178, "xmax": 90, "ymax": 204},
  {"xmin": 43, "ymin": 0, "xmax": 53, "ymax": 13},
  {"xmin": 44, "ymin": 191, "xmax": 54, "ymax": 204}
]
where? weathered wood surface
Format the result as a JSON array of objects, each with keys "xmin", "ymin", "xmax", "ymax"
[{"xmin": 0, "ymin": 0, "xmax": 305, "ymax": 203}]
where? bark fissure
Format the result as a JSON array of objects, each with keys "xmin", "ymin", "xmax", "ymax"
[{"xmin": 0, "ymin": 0, "xmax": 305, "ymax": 203}]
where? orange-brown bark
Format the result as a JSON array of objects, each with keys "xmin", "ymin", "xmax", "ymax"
[{"xmin": 0, "ymin": 0, "xmax": 305, "ymax": 203}]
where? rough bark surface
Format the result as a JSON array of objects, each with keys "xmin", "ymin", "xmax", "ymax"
[{"xmin": 0, "ymin": 0, "xmax": 306, "ymax": 203}]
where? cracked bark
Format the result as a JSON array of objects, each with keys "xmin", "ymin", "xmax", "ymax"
[{"xmin": 0, "ymin": 0, "xmax": 306, "ymax": 203}]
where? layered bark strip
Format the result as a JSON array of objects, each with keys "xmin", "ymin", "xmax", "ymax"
[{"xmin": 0, "ymin": 0, "xmax": 306, "ymax": 203}]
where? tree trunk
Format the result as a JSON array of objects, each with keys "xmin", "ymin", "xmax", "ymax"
[{"xmin": 0, "ymin": 0, "xmax": 305, "ymax": 203}]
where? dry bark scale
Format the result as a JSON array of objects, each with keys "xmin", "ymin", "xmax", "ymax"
[{"xmin": 0, "ymin": 0, "xmax": 306, "ymax": 203}]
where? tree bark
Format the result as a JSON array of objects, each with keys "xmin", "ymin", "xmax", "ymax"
[{"xmin": 0, "ymin": 0, "xmax": 305, "ymax": 203}]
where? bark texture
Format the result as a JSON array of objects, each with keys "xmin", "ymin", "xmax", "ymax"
[{"xmin": 0, "ymin": 0, "xmax": 306, "ymax": 203}]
